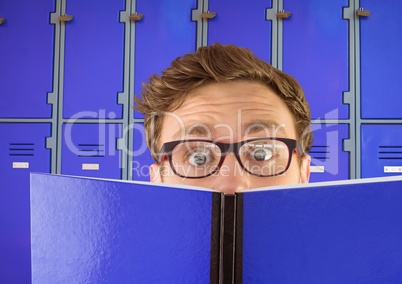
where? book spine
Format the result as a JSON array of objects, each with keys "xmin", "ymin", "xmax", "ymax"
[
  {"xmin": 210, "ymin": 192, "xmax": 222, "ymax": 284},
  {"xmin": 235, "ymin": 194, "xmax": 244, "ymax": 284},
  {"xmin": 221, "ymin": 194, "xmax": 236, "ymax": 284}
]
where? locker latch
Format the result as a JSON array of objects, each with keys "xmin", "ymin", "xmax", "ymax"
[
  {"xmin": 356, "ymin": 8, "xmax": 370, "ymax": 17},
  {"xmin": 0, "ymin": 18, "xmax": 5, "ymax": 25},
  {"xmin": 200, "ymin": 11, "xmax": 216, "ymax": 19},
  {"xmin": 129, "ymin": 13, "xmax": 144, "ymax": 21},
  {"xmin": 276, "ymin": 10, "xmax": 292, "ymax": 19},
  {"xmin": 59, "ymin": 14, "xmax": 74, "ymax": 22}
]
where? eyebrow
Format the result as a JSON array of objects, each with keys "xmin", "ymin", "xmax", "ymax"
[
  {"xmin": 172, "ymin": 123, "xmax": 213, "ymax": 140},
  {"xmin": 171, "ymin": 119, "xmax": 288, "ymax": 140},
  {"xmin": 243, "ymin": 119, "xmax": 287, "ymax": 136}
]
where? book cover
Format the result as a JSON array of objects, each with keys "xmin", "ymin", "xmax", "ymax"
[
  {"xmin": 30, "ymin": 173, "xmax": 402, "ymax": 283},
  {"xmin": 30, "ymin": 173, "xmax": 221, "ymax": 283}
]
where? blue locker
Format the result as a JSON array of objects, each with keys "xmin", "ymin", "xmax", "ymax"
[
  {"xmin": 309, "ymin": 123, "xmax": 349, "ymax": 182},
  {"xmin": 360, "ymin": 0, "xmax": 402, "ymax": 119},
  {"xmin": 63, "ymin": 0, "xmax": 125, "ymax": 119},
  {"xmin": 134, "ymin": 0, "xmax": 197, "ymax": 118},
  {"xmin": 0, "ymin": 0, "xmax": 54, "ymax": 118},
  {"xmin": 0, "ymin": 123, "xmax": 51, "ymax": 283},
  {"xmin": 207, "ymin": 0, "xmax": 272, "ymax": 63},
  {"xmin": 283, "ymin": 0, "xmax": 349, "ymax": 120},
  {"xmin": 132, "ymin": 123, "xmax": 154, "ymax": 181},
  {"xmin": 361, "ymin": 125, "xmax": 402, "ymax": 178},
  {"xmin": 61, "ymin": 123, "xmax": 122, "ymax": 179}
]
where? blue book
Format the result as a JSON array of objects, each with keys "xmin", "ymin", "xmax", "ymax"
[{"xmin": 30, "ymin": 173, "xmax": 402, "ymax": 283}]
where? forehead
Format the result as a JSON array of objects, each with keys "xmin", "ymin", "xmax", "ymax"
[{"xmin": 160, "ymin": 81, "xmax": 296, "ymax": 142}]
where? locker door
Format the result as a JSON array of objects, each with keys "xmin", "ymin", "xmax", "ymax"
[
  {"xmin": 0, "ymin": 123, "xmax": 51, "ymax": 283},
  {"xmin": 283, "ymin": 0, "xmax": 349, "ymax": 120},
  {"xmin": 207, "ymin": 0, "xmax": 272, "ymax": 63},
  {"xmin": 61, "ymin": 123, "xmax": 122, "ymax": 179},
  {"xmin": 0, "ymin": 0, "xmax": 54, "ymax": 118},
  {"xmin": 360, "ymin": 0, "xmax": 402, "ymax": 119},
  {"xmin": 132, "ymin": 123, "xmax": 154, "ymax": 181},
  {"xmin": 309, "ymin": 124, "xmax": 349, "ymax": 182},
  {"xmin": 63, "ymin": 0, "xmax": 125, "ymax": 119},
  {"xmin": 134, "ymin": 0, "xmax": 197, "ymax": 118},
  {"xmin": 361, "ymin": 125, "xmax": 402, "ymax": 178}
]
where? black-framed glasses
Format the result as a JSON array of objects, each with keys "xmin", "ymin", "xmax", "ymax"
[{"xmin": 158, "ymin": 138, "xmax": 304, "ymax": 179}]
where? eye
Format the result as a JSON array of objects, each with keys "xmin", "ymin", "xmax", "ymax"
[
  {"xmin": 251, "ymin": 148, "xmax": 273, "ymax": 162},
  {"xmin": 187, "ymin": 150, "xmax": 212, "ymax": 166}
]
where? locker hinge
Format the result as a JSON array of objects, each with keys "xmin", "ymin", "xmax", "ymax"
[
  {"xmin": 117, "ymin": 92, "xmax": 126, "ymax": 105},
  {"xmin": 50, "ymin": 12, "xmax": 59, "ymax": 25},
  {"xmin": 119, "ymin": 8, "xmax": 130, "ymax": 23},
  {"xmin": 116, "ymin": 137, "xmax": 126, "ymax": 152},
  {"xmin": 343, "ymin": 138, "xmax": 353, "ymax": 153},
  {"xmin": 342, "ymin": 91, "xmax": 353, "ymax": 106},
  {"xmin": 46, "ymin": 136, "xmax": 56, "ymax": 151},
  {"xmin": 47, "ymin": 92, "xmax": 57, "ymax": 105},
  {"xmin": 342, "ymin": 1, "xmax": 354, "ymax": 21}
]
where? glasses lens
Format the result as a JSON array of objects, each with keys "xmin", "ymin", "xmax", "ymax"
[
  {"xmin": 170, "ymin": 141, "xmax": 221, "ymax": 178},
  {"xmin": 239, "ymin": 139, "xmax": 290, "ymax": 176}
]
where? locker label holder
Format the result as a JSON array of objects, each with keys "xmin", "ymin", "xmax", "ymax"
[
  {"xmin": 310, "ymin": 166, "xmax": 325, "ymax": 173},
  {"xmin": 82, "ymin": 163, "xmax": 100, "ymax": 170},
  {"xmin": 384, "ymin": 166, "xmax": 402, "ymax": 173},
  {"xmin": 13, "ymin": 162, "xmax": 29, "ymax": 169}
]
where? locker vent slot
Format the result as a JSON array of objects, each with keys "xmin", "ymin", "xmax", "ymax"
[
  {"xmin": 378, "ymin": 145, "xmax": 402, "ymax": 160},
  {"xmin": 309, "ymin": 145, "xmax": 329, "ymax": 161},
  {"xmin": 9, "ymin": 143, "xmax": 34, "ymax": 156},
  {"xmin": 77, "ymin": 144, "xmax": 105, "ymax": 158}
]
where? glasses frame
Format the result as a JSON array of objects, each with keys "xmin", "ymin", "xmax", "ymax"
[{"xmin": 158, "ymin": 138, "xmax": 304, "ymax": 179}]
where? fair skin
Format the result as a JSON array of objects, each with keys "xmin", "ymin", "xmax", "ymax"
[{"xmin": 150, "ymin": 81, "xmax": 311, "ymax": 194}]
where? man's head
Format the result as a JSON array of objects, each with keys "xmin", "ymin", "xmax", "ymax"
[{"xmin": 136, "ymin": 43, "xmax": 312, "ymax": 193}]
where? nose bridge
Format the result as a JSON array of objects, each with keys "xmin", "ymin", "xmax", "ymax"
[
  {"xmin": 214, "ymin": 152, "xmax": 249, "ymax": 194},
  {"xmin": 219, "ymin": 141, "xmax": 243, "ymax": 165},
  {"xmin": 219, "ymin": 151, "xmax": 242, "ymax": 172}
]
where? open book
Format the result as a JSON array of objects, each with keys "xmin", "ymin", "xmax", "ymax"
[{"xmin": 30, "ymin": 173, "xmax": 402, "ymax": 283}]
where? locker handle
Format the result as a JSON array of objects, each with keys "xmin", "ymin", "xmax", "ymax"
[
  {"xmin": 356, "ymin": 8, "xmax": 370, "ymax": 17},
  {"xmin": 59, "ymin": 14, "xmax": 74, "ymax": 22},
  {"xmin": 276, "ymin": 10, "xmax": 292, "ymax": 19},
  {"xmin": 0, "ymin": 18, "xmax": 5, "ymax": 25},
  {"xmin": 200, "ymin": 11, "xmax": 216, "ymax": 19},
  {"xmin": 129, "ymin": 13, "xmax": 144, "ymax": 21}
]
